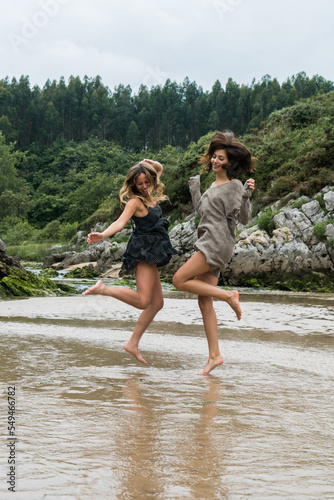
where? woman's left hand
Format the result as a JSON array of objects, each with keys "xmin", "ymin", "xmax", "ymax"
[
  {"xmin": 143, "ymin": 159, "xmax": 163, "ymax": 170},
  {"xmin": 143, "ymin": 159, "xmax": 163, "ymax": 178},
  {"xmin": 246, "ymin": 178, "xmax": 255, "ymax": 191}
]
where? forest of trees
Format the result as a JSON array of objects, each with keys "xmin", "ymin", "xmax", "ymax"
[
  {"xmin": 1, "ymin": 72, "xmax": 333, "ymax": 150},
  {"xmin": 1, "ymin": 72, "xmax": 334, "ymax": 259}
]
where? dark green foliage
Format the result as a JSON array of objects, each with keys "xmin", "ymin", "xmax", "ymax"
[
  {"xmin": 58, "ymin": 222, "xmax": 79, "ymax": 243},
  {"xmin": 1, "ymin": 72, "xmax": 333, "ymax": 150},
  {"xmin": 286, "ymin": 101, "xmax": 320, "ymax": 129},
  {"xmin": 313, "ymin": 222, "xmax": 327, "ymax": 241},
  {"xmin": 245, "ymin": 91, "xmax": 334, "ymax": 209},
  {"xmin": 291, "ymin": 199, "xmax": 308, "ymax": 210},
  {"xmin": 112, "ymin": 234, "xmax": 129, "ymax": 243},
  {"xmin": 314, "ymin": 194, "xmax": 327, "ymax": 213},
  {"xmin": 257, "ymin": 210, "xmax": 278, "ymax": 234}
]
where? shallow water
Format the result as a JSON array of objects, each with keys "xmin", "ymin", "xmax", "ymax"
[{"xmin": 1, "ymin": 289, "xmax": 334, "ymax": 499}]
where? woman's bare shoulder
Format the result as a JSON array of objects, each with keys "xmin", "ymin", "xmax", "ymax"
[{"xmin": 126, "ymin": 197, "xmax": 142, "ymax": 208}]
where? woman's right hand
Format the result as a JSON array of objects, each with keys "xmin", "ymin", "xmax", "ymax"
[
  {"xmin": 188, "ymin": 174, "xmax": 200, "ymax": 186},
  {"xmin": 87, "ymin": 232, "xmax": 104, "ymax": 245}
]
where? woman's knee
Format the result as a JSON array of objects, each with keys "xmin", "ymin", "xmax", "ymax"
[
  {"xmin": 137, "ymin": 296, "xmax": 151, "ymax": 309},
  {"xmin": 152, "ymin": 296, "xmax": 164, "ymax": 312},
  {"xmin": 198, "ymin": 295, "xmax": 214, "ymax": 313},
  {"xmin": 172, "ymin": 271, "xmax": 184, "ymax": 290},
  {"xmin": 139, "ymin": 294, "xmax": 164, "ymax": 311}
]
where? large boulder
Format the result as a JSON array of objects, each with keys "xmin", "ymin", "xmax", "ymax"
[{"xmin": 0, "ymin": 239, "xmax": 73, "ymax": 297}]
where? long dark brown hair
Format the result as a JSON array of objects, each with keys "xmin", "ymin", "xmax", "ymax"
[{"xmin": 199, "ymin": 131, "xmax": 256, "ymax": 179}]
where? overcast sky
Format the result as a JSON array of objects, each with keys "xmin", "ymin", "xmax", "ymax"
[{"xmin": 1, "ymin": 0, "xmax": 333, "ymax": 94}]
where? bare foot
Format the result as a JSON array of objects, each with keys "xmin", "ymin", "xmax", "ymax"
[
  {"xmin": 82, "ymin": 280, "xmax": 105, "ymax": 296},
  {"xmin": 124, "ymin": 342, "xmax": 147, "ymax": 364},
  {"xmin": 227, "ymin": 290, "xmax": 242, "ymax": 320},
  {"xmin": 198, "ymin": 355, "xmax": 223, "ymax": 375}
]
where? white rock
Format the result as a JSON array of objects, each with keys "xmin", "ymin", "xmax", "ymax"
[
  {"xmin": 325, "ymin": 224, "xmax": 334, "ymax": 238},
  {"xmin": 302, "ymin": 200, "xmax": 325, "ymax": 224},
  {"xmin": 324, "ymin": 191, "xmax": 334, "ymax": 213}
]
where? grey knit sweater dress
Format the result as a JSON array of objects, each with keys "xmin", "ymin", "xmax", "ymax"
[{"xmin": 189, "ymin": 175, "xmax": 252, "ymax": 277}]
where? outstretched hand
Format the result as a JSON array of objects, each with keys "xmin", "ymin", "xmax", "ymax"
[{"xmin": 87, "ymin": 232, "xmax": 104, "ymax": 245}]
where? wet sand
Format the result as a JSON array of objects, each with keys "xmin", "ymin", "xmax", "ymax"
[{"xmin": 1, "ymin": 291, "xmax": 334, "ymax": 499}]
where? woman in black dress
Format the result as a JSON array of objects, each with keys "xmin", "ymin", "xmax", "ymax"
[{"xmin": 83, "ymin": 160, "xmax": 177, "ymax": 364}]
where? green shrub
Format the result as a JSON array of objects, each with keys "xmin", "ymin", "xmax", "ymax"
[
  {"xmin": 0, "ymin": 216, "xmax": 22, "ymax": 235},
  {"xmin": 268, "ymin": 176, "xmax": 299, "ymax": 199},
  {"xmin": 112, "ymin": 234, "xmax": 129, "ymax": 243},
  {"xmin": 313, "ymin": 222, "xmax": 327, "ymax": 241},
  {"xmin": 3, "ymin": 220, "xmax": 39, "ymax": 246},
  {"xmin": 59, "ymin": 222, "xmax": 78, "ymax": 243},
  {"xmin": 315, "ymin": 194, "xmax": 328, "ymax": 214},
  {"xmin": 287, "ymin": 102, "xmax": 319, "ymax": 130},
  {"xmin": 6, "ymin": 242, "xmax": 58, "ymax": 261},
  {"xmin": 38, "ymin": 220, "xmax": 61, "ymax": 240},
  {"xmin": 257, "ymin": 209, "xmax": 277, "ymax": 234},
  {"xmin": 291, "ymin": 199, "xmax": 308, "ymax": 210}
]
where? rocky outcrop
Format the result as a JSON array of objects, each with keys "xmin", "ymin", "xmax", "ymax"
[
  {"xmin": 43, "ymin": 187, "xmax": 334, "ymax": 283},
  {"xmin": 222, "ymin": 187, "xmax": 334, "ymax": 280},
  {"xmin": 159, "ymin": 217, "xmax": 197, "ymax": 275},
  {"xmin": 43, "ymin": 239, "xmax": 128, "ymax": 272},
  {"xmin": 0, "ymin": 239, "xmax": 74, "ymax": 297}
]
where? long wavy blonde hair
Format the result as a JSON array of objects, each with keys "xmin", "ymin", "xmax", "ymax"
[{"xmin": 119, "ymin": 161, "xmax": 168, "ymax": 206}]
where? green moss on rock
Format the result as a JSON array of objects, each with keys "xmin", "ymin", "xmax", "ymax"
[
  {"xmin": 221, "ymin": 271, "xmax": 334, "ymax": 293},
  {"xmin": 40, "ymin": 268, "xmax": 59, "ymax": 278},
  {"xmin": 0, "ymin": 266, "xmax": 74, "ymax": 297},
  {"xmin": 65, "ymin": 266, "xmax": 101, "ymax": 279},
  {"xmin": 0, "ymin": 240, "xmax": 76, "ymax": 297}
]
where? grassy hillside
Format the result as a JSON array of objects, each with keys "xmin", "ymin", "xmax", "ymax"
[{"xmin": 243, "ymin": 91, "xmax": 334, "ymax": 208}]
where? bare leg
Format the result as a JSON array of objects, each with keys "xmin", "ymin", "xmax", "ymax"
[
  {"xmin": 124, "ymin": 267, "xmax": 164, "ymax": 364},
  {"xmin": 82, "ymin": 262, "xmax": 158, "ymax": 310},
  {"xmin": 173, "ymin": 251, "xmax": 241, "ymax": 320},
  {"xmin": 197, "ymin": 272, "xmax": 223, "ymax": 375}
]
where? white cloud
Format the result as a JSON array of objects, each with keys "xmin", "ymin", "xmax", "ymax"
[{"xmin": 1, "ymin": 0, "xmax": 334, "ymax": 93}]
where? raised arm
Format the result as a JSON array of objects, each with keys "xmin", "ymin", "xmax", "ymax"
[
  {"xmin": 236, "ymin": 178, "xmax": 255, "ymax": 225},
  {"xmin": 143, "ymin": 159, "xmax": 163, "ymax": 180},
  {"xmin": 188, "ymin": 175, "xmax": 203, "ymax": 217},
  {"xmin": 87, "ymin": 198, "xmax": 139, "ymax": 244}
]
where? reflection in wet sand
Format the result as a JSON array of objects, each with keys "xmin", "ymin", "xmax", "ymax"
[
  {"xmin": 0, "ymin": 293, "xmax": 334, "ymax": 499},
  {"xmin": 116, "ymin": 376, "xmax": 229, "ymax": 499},
  {"xmin": 173, "ymin": 377, "xmax": 229, "ymax": 499}
]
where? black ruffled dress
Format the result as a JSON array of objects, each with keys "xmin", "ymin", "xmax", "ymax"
[{"xmin": 121, "ymin": 204, "xmax": 178, "ymax": 273}]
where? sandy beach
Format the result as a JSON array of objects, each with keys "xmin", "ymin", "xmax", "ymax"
[{"xmin": 1, "ymin": 290, "xmax": 334, "ymax": 499}]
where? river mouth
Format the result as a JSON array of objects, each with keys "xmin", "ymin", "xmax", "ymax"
[{"xmin": 1, "ymin": 292, "xmax": 334, "ymax": 499}]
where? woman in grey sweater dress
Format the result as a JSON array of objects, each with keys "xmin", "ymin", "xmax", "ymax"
[{"xmin": 173, "ymin": 131, "xmax": 255, "ymax": 374}]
